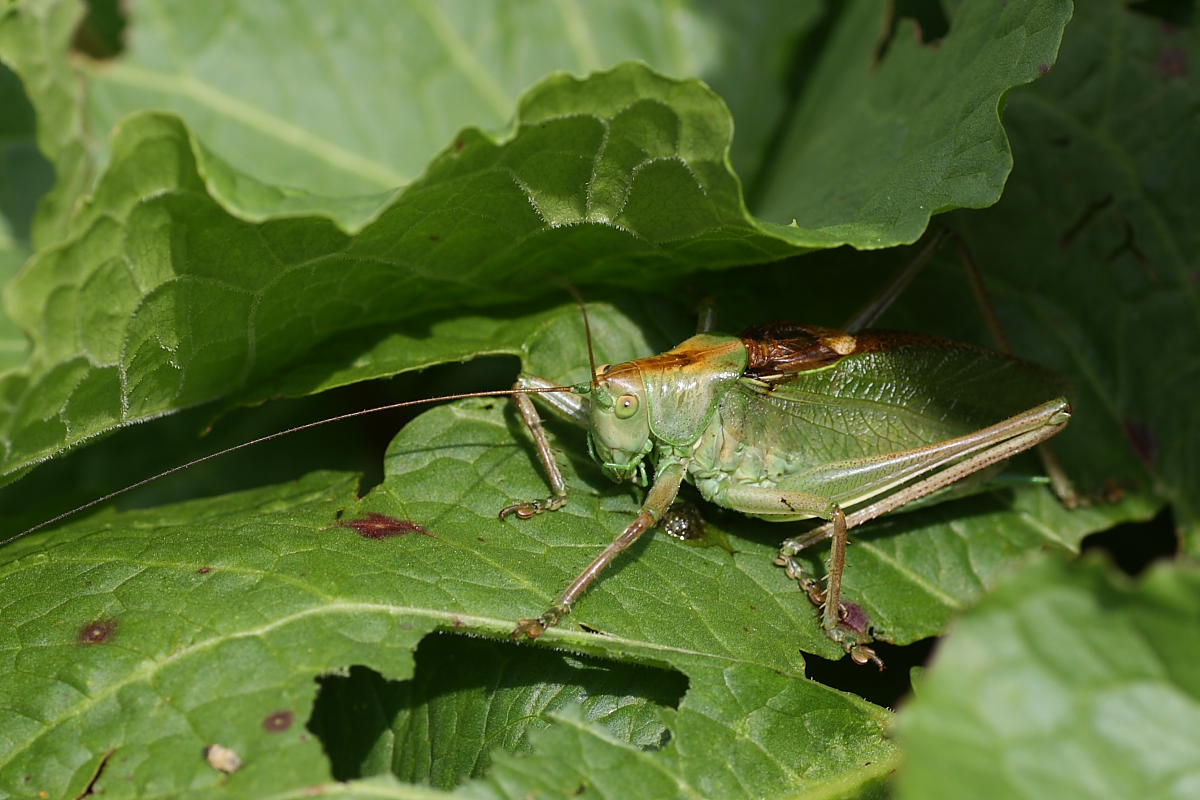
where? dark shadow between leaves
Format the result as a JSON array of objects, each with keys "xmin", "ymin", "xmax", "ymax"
[
  {"xmin": 1081, "ymin": 505, "xmax": 1178, "ymax": 576},
  {"xmin": 70, "ymin": 0, "xmax": 127, "ymax": 60},
  {"xmin": 0, "ymin": 64, "xmax": 55, "ymax": 247},
  {"xmin": 306, "ymin": 632, "xmax": 687, "ymax": 788},
  {"xmin": 805, "ymin": 637, "xmax": 937, "ymax": 710},
  {"xmin": 243, "ymin": 288, "xmax": 684, "ymax": 407}
]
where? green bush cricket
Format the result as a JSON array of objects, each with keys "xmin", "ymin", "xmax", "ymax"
[
  {"xmin": 503, "ymin": 326, "xmax": 1071, "ymax": 666},
  {"xmin": 500, "ymin": 240, "xmax": 1077, "ymax": 666}
]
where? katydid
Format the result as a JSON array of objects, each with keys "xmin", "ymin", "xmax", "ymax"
[{"xmin": 502, "ymin": 314, "xmax": 1072, "ymax": 666}]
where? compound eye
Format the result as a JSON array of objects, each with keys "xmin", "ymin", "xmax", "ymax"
[{"xmin": 615, "ymin": 393, "xmax": 639, "ymax": 419}]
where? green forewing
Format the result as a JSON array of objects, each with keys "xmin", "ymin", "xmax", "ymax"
[{"xmin": 729, "ymin": 335, "xmax": 1066, "ymax": 493}]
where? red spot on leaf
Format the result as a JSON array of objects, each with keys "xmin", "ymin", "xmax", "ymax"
[
  {"xmin": 78, "ymin": 619, "xmax": 117, "ymax": 644},
  {"xmin": 262, "ymin": 710, "xmax": 294, "ymax": 732},
  {"xmin": 336, "ymin": 512, "xmax": 434, "ymax": 539},
  {"xmin": 1038, "ymin": 63, "xmax": 1050, "ymax": 75}
]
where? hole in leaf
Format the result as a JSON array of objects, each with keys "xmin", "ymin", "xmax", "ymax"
[
  {"xmin": 875, "ymin": 0, "xmax": 950, "ymax": 63},
  {"xmin": 71, "ymin": 0, "xmax": 127, "ymax": 60},
  {"xmin": 306, "ymin": 632, "xmax": 687, "ymax": 788}
]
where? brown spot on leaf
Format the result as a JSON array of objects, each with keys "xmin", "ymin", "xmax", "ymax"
[
  {"xmin": 429, "ymin": 234, "xmax": 441, "ymax": 242},
  {"xmin": 78, "ymin": 619, "xmax": 117, "ymax": 644},
  {"xmin": 197, "ymin": 566, "xmax": 212, "ymax": 575},
  {"xmin": 262, "ymin": 710, "xmax": 294, "ymax": 732},
  {"xmin": 1038, "ymin": 63, "xmax": 1051, "ymax": 75},
  {"xmin": 455, "ymin": 139, "xmax": 465, "ymax": 152},
  {"xmin": 336, "ymin": 512, "xmax": 434, "ymax": 539}
]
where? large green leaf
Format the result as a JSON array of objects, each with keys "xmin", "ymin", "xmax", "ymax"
[
  {"xmin": 0, "ymin": 461, "xmax": 896, "ymax": 798},
  {"xmin": 750, "ymin": 0, "xmax": 1072, "ymax": 245},
  {"xmin": 945, "ymin": 0, "xmax": 1200, "ymax": 544},
  {"xmin": 73, "ymin": 0, "xmax": 820, "ymax": 205},
  {"xmin": 0, "ymin": 0, "xmax": 820, "ymax": 235},
  {"xmin": 895, "ymin": 556, "xmax": 1200, "ymax": 800},
  {"xmin": 0, "ymin": 69, "xmax": 795, "ymax": 488},
  {"xmin": 3, "ymin": 0, "xmax": 1064, "ymax": 240}
]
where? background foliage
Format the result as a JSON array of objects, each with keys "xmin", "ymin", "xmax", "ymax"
[{"xmin": 0, "ymin": 1, "xmax": 1196, "ymax": 798}]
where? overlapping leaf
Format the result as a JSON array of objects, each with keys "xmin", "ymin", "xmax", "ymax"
[
  {"xmin": 751, "ymin": 0, "xmax": 1072, "ymax": 245},
  {"xmin": 896, "ymin": 556, "xmax": 1200, "ymax": 800},
  {"xmin": 1, "ymin": 0, "xmax": 820, "ymax": 234}
]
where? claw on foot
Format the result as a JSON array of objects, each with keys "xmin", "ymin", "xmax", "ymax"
[
  {"xmin": 848, "ymin": 643, "xmax": 884, "ymax": 670},
  {"xmin": 511, "ymin": 603, "xmax": 571, "ymax": 640},
  {"xmin": 499, "ymin": 503, "xmax": 537, "ymax": 520},
  {"xmin": 498, "ymin": 496, "xmax": 567, "ymax": 520},
  {"xmin": 512, "ymin": 618, "xmax": 547, "ymax": 639},
  {"xmin": 775, "ymin": 554, "xmax": 826, "ymax": 607}
]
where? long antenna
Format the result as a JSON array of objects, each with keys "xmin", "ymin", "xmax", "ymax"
[
  {"xmin": 562, "ymin": 284, "xmax": 599, "ymax": 388},
  {"xmin": 3, "ymin": 385, "xmax": 577, "ymax": 546}
]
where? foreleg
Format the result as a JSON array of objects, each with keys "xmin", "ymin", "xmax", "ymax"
[{"xmin": 513, "ymin": 460, "xmax": 687, "ymax": 638}]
